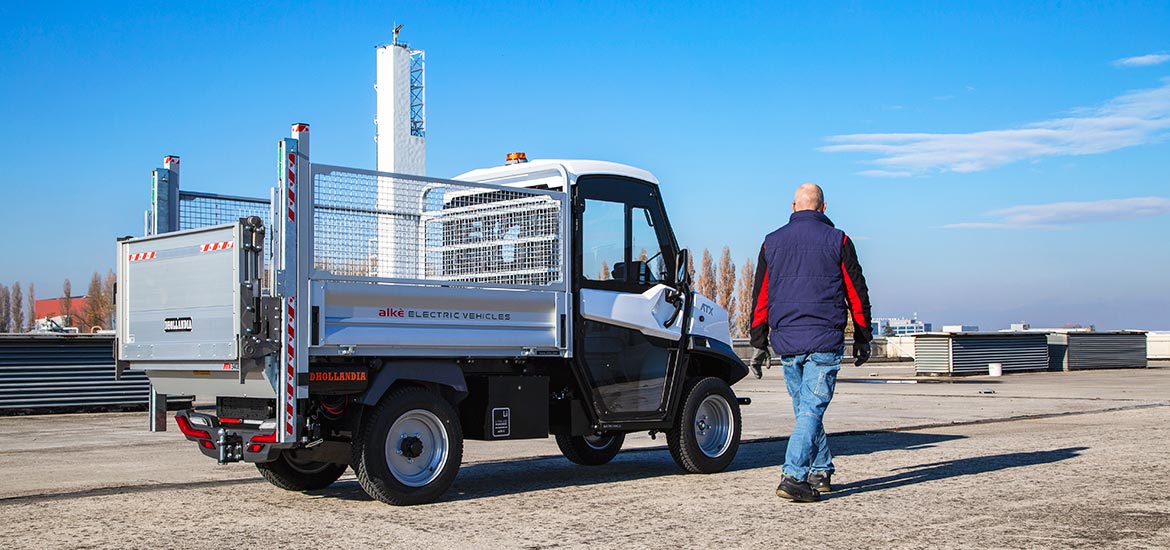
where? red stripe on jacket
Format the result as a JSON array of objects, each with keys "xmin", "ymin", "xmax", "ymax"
[
  {"xmin": 841, "ymin": 235, "xmax": 867, "ymax": 329},
  {"xmin": 752, "ymin": 265, "xmax": 770, "ymax": 328}
]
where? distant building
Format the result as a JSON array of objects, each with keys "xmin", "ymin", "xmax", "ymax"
[
  {"xmin": 999, "ymin": 321, "xmax": 1094, "ymax": 333},
  {"xmin": 876, "ymin": 317, "xmax": 932, "ymax": 336},
  {"xmin": 942, "ymin": 325, "xmax": 980, "ymax": 333},
  {"xmin": 33, "ymin": 296, "xmax": 91, "ymax": 333}
]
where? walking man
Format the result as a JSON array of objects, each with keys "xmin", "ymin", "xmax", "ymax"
[{"xmin": 750, "ymin": 183, "xmax": 872, "ymax": 502}]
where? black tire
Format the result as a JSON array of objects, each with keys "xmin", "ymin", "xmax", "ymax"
[
  {"xmin": 666, "ymin": 377, "xmax": 742, "ymax": 474},
  {"xmin": 255, "ymin": 452, "xmax": 348, "ymax": 491},
  {"xmin": 352, "ymin": 386, "xmax": 464, "ymax": 505},
  {"xmin": 555, "ymin": 432, "xmax": 625, "ymax": 465}
]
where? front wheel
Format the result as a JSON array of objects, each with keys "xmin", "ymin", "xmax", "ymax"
[
  {"xmin": 666, "ymin": 377, "xmax": 742, "ymax": 474},
  {"xmin": 256, "ymin": 452, "xmax": 348, "ymax": 491},
  {"xmin": 352, "ymin": 386, "xmax": 464, "ymax": 505},
  {"xmin": 555, "ymin": 432, "xmax": 625, "ymax": 465}
]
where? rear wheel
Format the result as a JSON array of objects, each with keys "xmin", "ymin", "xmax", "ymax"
[
  {"xmin": 352, "ymin": 386, "xmax": 463, "ymax": 505},
  {"xmin": 555, "ymin": 432, "xmax": 625, "ymax": 465},
  {"xmin": 666, "ymin": 377, "xmax": 741, "ymax": 473},
  {"xmin": 256, "ymin": 452, "xmax": 348, "ymax": 491}
]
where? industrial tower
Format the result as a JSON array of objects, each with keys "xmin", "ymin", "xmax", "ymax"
[{"xmin": 375, "ymin": 25, "xmax": 425, "ymax": 175}]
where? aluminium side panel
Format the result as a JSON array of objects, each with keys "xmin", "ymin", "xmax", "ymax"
[{"xmin": 314, "ymin": 282, "xmax": 561, "ymax": 357}]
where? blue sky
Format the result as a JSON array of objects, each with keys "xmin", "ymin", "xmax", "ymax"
[{"xmin": 1, "ymin": 1, "xmax": 1168, "ymax": 330}]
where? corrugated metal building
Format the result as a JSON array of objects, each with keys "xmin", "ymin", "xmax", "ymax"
[
  {"xmin": 0, "ymin": 334, "xmax": 189, "ymax": 411},
  {"xmin": 915, "ymin": 332, "xmax": 1049, "ymax": 376},
  {"xmin": 1047, "ymin": 331, "xmax": 1147, "ymax": 371}
]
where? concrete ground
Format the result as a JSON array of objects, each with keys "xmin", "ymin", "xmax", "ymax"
[{"xmin": 1, "ymin": 362, "xmax": 1168, "ymax": 549}]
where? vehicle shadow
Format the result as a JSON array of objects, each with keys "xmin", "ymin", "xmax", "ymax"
[
  {"xmin": 311, "ymin": 431, "xmax": 967, "ymax": 503},
  {"xmin": 827, "ymin": 446, "xmax": 1088, "ymax": 498}
]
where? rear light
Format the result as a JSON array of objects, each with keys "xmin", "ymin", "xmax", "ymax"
[
  {"xmin": 200, "ymin": 440, "xmax": 215, "ymax": 449},
  {"xmin": 247, "ymin": 444, "xmax": 264, "ymax": 453},
  {"xmin": 187, "ymin": 416, "xmax": 211, "ymax": 427},
  {"xmin": 176, "ymin": 415, "xmax": 212, "ymax": 440},
  {"xmin": 259, "ymin": 420, "xmax": 277, "ymax": 431},
  {"xmin": 219, "ymin": 417, "xmax": 242, "ymax": 425},
  {"xmin": 250, "ymin": 432, "xmax": 277, "ymax": 443}
]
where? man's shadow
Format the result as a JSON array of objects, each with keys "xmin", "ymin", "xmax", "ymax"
[{"xmin": 829, "ymin": 446, "xmax": 1088, "ymax": 497}]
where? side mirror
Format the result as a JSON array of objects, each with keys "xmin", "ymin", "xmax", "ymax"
[{"xmin": 675, "ymin": 249, "xmax": 691, "ymax": 288}]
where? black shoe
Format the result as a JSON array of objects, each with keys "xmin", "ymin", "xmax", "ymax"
[
  {"xmin": 776, "ymin": 475, "xmax": 821, "ymax": 502},
  {"xmin": 750, "ymin": 363, "xmax": 763, "ymax": 380},
  {"xmin": 808, "ymin": 471, "xmax": 833, "ymax": 493}
]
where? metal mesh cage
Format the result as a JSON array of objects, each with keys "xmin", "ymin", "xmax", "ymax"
[
  {"xmin": 311, "ymin": 166, "xmax": 563, "ymax": 287},
  {"xmin": 178, "ymin": 191, "xmax": 274, "ymax": 277}
]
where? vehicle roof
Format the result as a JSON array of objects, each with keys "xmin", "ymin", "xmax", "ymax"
[{"xmin": 454, "ymin": 159, "xmax": 659, "ymax": 187}]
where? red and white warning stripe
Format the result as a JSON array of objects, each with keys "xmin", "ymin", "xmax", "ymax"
[
  {"xmin": 128, "ymin": 251, "xmax": 156, "ymax": 262},
  {"xmin": 200, "ymin": 241, "xmax": 235, "ymax": 253}
]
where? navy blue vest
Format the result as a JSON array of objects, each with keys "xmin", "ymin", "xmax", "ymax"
[{"xmin": 762, "ymin": 210, "xmax": 847, "ymax": 355}]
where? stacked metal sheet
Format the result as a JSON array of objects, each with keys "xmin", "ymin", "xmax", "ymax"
[
  {"xmin": 0, "ymin": 334, "xmax": 186, "ymax": 410},
  {"xmin": 1048, "ymin": 331, "xmax": 1147, "ymax": 371},
  {"xmin": 915, "ymin": 333, "xmax": 1049, "ymax": 376}
]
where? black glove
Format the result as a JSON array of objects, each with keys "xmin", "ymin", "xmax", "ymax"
[
  {"xmin": 751, "ymin": 347, "xmax": 771, "ymax": 368},
  {"xmin": 853, "ymin": 341, "xmax": 871, "ymax": 366},
  {"xmin": 749, "ymin": 324, "xmax": 769, "ymax": 351}
]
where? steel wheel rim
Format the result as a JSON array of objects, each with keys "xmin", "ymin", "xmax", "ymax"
[
  {"xmin": 694, "ymin": 394, "xmax": 733, "ymax": 458},
  {"xmin": 384, "ymin": 409, "xmax": 449, "ymax": 487}
]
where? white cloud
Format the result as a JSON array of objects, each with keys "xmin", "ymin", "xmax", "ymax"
[
  {"xmin": 856, "ymin": 169, "xmax": 914, "ymax": 178},
  {"xmin": 823, "ymin": 79, "xmax": 1170, "ymax": 176},
  {"xmin": 942, "ymin": 197, "xmax": 1170, "ymax": 229},
  {"xmin": 1113, "ymin": 53, "xmax": 1170, "ymax": 67}
]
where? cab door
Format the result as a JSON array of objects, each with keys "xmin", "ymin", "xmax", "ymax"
[{"xmin": 573, "ymin": 175, "xmax": 684, "ymax": 422}]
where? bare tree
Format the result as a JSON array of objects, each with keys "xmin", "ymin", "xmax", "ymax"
[
  {"xmin": 716, "ymin": 247, "xmax": 736, "ymax": 326},
  {"xmin": 733, "ymin": 258, "xmax": 755, "ymax": 338},
  {"xmin": 695, "ymin": 248, "xmax": 716, "ymax": 299},
  {"xmin": 103, "ymin": 270, "xmax": 116, "ymax": 330},
  {"xmin": 11, "ymin": 282, "xmax": 23, "ymax": 333},
  {"xmin": 598, "ymin": 261, "xmax": 611, "ymax": 281},
  {"xmin": 85, "ymin": 272, "xmax": 105, "ymax": 331},
  {"xmin": 0, "ymin": 285, "xmax": 10, "ymax": 333},
  {"xmin": 62, "ymin": 279, "xmax": 73, "ymax": 329},
  {"xmin": 26, "ymin": 283, "xmax": 36, "ymax": 331}
]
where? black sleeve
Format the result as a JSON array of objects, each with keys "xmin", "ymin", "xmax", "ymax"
[
  {"xmin": 749, "ymin": 243, "xmax": 770, "ymax": 350},
  {"xmin": 841, "ymin": 235, "xmax": 873, "ymax": 344}
]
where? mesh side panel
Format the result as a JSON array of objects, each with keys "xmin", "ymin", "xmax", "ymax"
[
  {"xmin": 312, "ymin": 168, "xmax": 563, "ymax": 286},
  {"xmin": 178, "ymin": 193, "xmax": 270, "ymax": 231},
  {"xmin": 178, "ymin": 192, "xmax": 274, "ymax": 281}
]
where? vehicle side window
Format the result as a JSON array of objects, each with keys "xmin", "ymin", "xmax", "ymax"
[
  {"xmin": 581, "ymin": 199, "xmax": 626, "ymax": 281},
  {"xmin": 629, "ymin": 206, "xmax": 665, "ymax": 284}
]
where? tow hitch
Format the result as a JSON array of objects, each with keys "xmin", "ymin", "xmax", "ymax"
[{"xmin": 216, "ymin": 428, "xmax": 244, "ymax": 464}]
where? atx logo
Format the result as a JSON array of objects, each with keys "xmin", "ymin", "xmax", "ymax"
[{"xmin": 378, "ymin": 307, "xmax": 405, "ymax": 318}]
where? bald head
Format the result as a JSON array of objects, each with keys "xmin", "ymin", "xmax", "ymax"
[{"xmin": 793, "ymin": 183, "xmax": 826, "ymax": 212}]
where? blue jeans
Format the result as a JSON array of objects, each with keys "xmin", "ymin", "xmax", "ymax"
[{"xmin": 781, "ymin": 347, "xmax": 843, "ymax": 481}]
